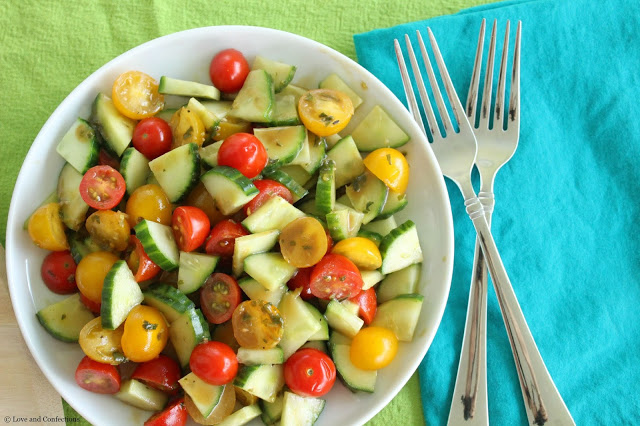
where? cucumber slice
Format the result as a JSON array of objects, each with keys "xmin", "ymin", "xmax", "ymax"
[
  {"xmin": 68, "ymin": 233, "xmax": 99, "ymax": 263},
  {"xmin": 288, "ymin": 130, "xmax": 311, "ymax": 166},
  {"xmin": 304, "ymin": 302, "xmax": 329, "ymax": 341},
  {"xmin": 326, "ymin": 135, "xmax": 365, "ymax": 188},
  {"xmin": 252, "ymin": 56, "xmax": 296, "ymax": 93},
  {"xmin": 261, "ymin": 168, "xmax": 309, "ymax": 202},
  {"xmin": 148, "ymin": 142, "xmax": 200, "ymax": 202},
  {"xmin": 370, "ymin": 294, "xmax": 424, "ymax": 341},
  {"xmin": 134, "ymin": 219, "xmax": 180, "ymax": 271},
  {"xmin": 120, "ymin": 147, "xmax": 150, "ymax": 195},
  {"xmin": 319, "ymin": 73, "xmax": 363, "ymax": 109},
  {"xmin": 254, "ymin": 125, "xmax": 306, "ymax": 172},
  {"xmin": 351, "ymin": 105, "xmax": 410, "ymax": 151},
  {"xmin": 331, "ymin": 344, "xmax": 377, "ymax": 393},
  {"xmin": 378, "ymin": 190, "xmax": 408, "ymax": 219},
  {"xmin": 242, "ymin": 195, "xmax": 305, "ymax": 234},
  {"xmin": 232, "ymin": 230, "xmax": 280, "ymax": 277},
  {"xmin": 379, "ymin": 220, "xmax": 423, "ymax": 274},
  {"xmin": 228, "ymin": 69, "xmax": 274, "ymax": 123},
  {"xmin": 155, "ymin": 107, "xmax": 179, "ymax": 123},
  {"xmin": 238, "ymin": 277, "xmax": 286, "ymax": 307},
  {"xmin": 341, "ymin": 299, "xmax": 361, "ymax": 316},
  {"xmin": 315, "ymin": 159, "xmax": 336, "ymax": 215},
  {"xmin": 142, "ymin": 283, "xmax": 195, "ymax": 323},
  {"xmin": 260, "ymin": 393, "xmax": 284, "ymax": 426},
  {"xmin": 115, "ymin": 379, "xmax": 169, "ymax": 411},
  {"xmin": 201, "ymin": 166, "xmax": 259, "ymax": 215},
  {"xmin": 326, "ymin": 205, "xmax": 364, "ymax": 241},
  {"xmin": 90, "ymin": 93, "xmax": 135, "ymax": 157},
  {"xmin": 278, "ymin": 290, "xmax": 322, "ymax": 359},
  {"xmin": 345, "ymin": 170, "xmax": 389, "ymax": 224},
  {"xmin": 328, "ymin": 330, "xmax": 352, "ymax": 348},
  {"xmin": 199, "ymin": 140, "xmax": 223, "ymax": 168},
  {"xmin": 57, "ymin": 163, "xmax": 89, "ymax": 231},
  {"xmin": 219, "ymin": 404, "xmax": 262, "ymax": 426},
  {"xmin": 377, "ymin": 263, "xmax": 421, "ymax": 304},
  {"xmin": 237, "ymin": 347, "xmax": 285, "ymax": 365},
  {"xmin": 36, "ymin": 293, "xmax": 95, "ymax": 343},
  {"xmin": 158, "ymin": 76, "xmax": 220, "ymax": 100},
  {"xmin": 201, "ymin": 100, "xmax": 233, "ymax": 121},
  {"xmin": 244, "ymin": 252, "xmax": 297, "ymax": 292},
  {"xmin": 280, "ymin": 391, "xmax": 325, "ymax": 426},
  {"xmin": 234, "ymin": 364, "xmax": 284, "ymax": 403},
  {"xmin": 269, "ymin": 93, "xmax": 301, "ymax": 127},
  {"xmin": 324, "ymin": 133, "xmax": 343, "ymax": 150},
  {"xmin": 300, "ymin": 133, "xmax": 327, "ymax": 175},
  {"xmin": 297, "ymin": 197, "xmax": 323, "ymax": 218},
  {"xmin": 361, "ymin": 215, "xmax": 398, "ymax": 237},
  {"xmin": 169, "ymin": 308, "xmax": 210, "ymax": 368},
  {"xmin": 276, "ymin": 165, "xmax": 313, "ymax": 188},
  {"xmin": 360, "ymin": 269, "xmax": 385, "ymax": 290},
  {"xmin": 187, "ymin": 97, "xmax": 217, "ymax": 132},
  {"xmin": 55, "ymin": 118, "xmax": 99, "ymax": 174},
  {"xmin": 178, "ymin": 372, "xmax": 224, "ymax": 418},
  {"xmin": 324, "ymin": 299, "xmax": 363, "ymax": 338},
  {"xmin": 301, "ymin": 340, "xmax": 328, "ymax": 353},
  {"xmin": 279, "ymin": 84, "xmax": 307, "ymax": 105},
  {"xmin": 357, "ymin": 229, "xmax": 383, "ymax": 247},
  {"xmin": 100, "ymin": 260, "xmax": 144, "ymax": 330},
  {"xmin": 178, "ymin": 252, "xmax": 219, "ymax": 294}
]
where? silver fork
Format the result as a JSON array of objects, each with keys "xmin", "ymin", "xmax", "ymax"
[{"xmin": 394, "ymin": 27, "xmax": 575, "ymax": 426}]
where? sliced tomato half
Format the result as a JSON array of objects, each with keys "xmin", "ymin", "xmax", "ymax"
[
  {"xmin": 75, "ymin": 355, "xmax": 121, "ymax": 394},
  {"xmin": 309, "ymin": 254, "xmax": 363, "ymax": 300},
  {"xmin": 79, "ymin": 165, "xmax": 126, "ymax": 210}
]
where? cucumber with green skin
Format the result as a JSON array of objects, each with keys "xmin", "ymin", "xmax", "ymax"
[
  {"xmin": 244, "ymin": 252, "xmax": 297, "ymax": 292},
  {"xmin": 377, "ymin": 190, "xmax": 408, "ymax": 219},
  {"xmin": 260, "ymin": 393, "xmax": 284, "ymax": 426},
  {"xmin": 252, "ymin": 55, "xmax": 297, "ymax": 93},
  {"xmin": 232, "ymin": 230, "xmax": 280, "ymax": 277},
  {"xmin": 377, "ymin": 263, "xmax": 421, "ymax": 304},
  {"xmin": 57, "ymin": 163, "xmax": 89, "ymax": 231},
  {"xmin": 115, "ymin": 379, "xmax": 169, "ymax": 411},
  {"xmin": 242, "ymin": 195, "xmax": 306, "ymax": 234},
  {"xmin": 277, "ymin": 290, "xmax": 322, "ymax": 359},
  {"xmin": 237, "ymin": 347, "xmax": 285, "ymax": 365},
  {"xmin": 228, "ymin": 69, "xmax": 274, "ymax": 123},
  {"xmin": 324, "ymin": 299, "xmax": 364, "ymax": 338},
  {"xmin": 143, "ymin": 282, "xmax": 196, "ymax": 323},
  {"xmin": 261, "ymin": 168, "xmax": 309, "ymax": 202},
  {"xmin": 315, "ymin": 159, "xmax": 336, "ymax": 215},
  {"xmin": 255, "ymin": 125, "xmax": 306, "ymax": 173},
  {"xmin": 234, "ymin": 364, "xmax": 284, "ymax": 403},
  {"xmin": 379, "ymin": 220, "xmax": 423, "ymax": 274},
  {"xmin": 319, "ymin": 73, "xmax": 363, "ymax": 109},
  {"xmin": 178, "ymin": 372, "xmax": 224, "ymax": 418},
  {"xmin": 200, "ymin": 166, "xmax": 259, "ymax": 215},
  {"xmin": 345, "ymin": 170, "xmax": 389, "ymax": 225},
  {"xmin": 36, "ymin": 293, "xmax": 95, "ymax": 343},
  {"xmin": 350, "ymin": 104, "xmax": 410, "ymax": 151},
  {"xmin": 370, "ymin": 294, "xmax": 424, "ymax": 341},
  {"xmin": 280, "ymin": 391, "xmax": 326, "ymax": 426},
  {"xmin": 55, "ymin": 118, "xmax": 99, "ymax": 174},
  {"xmin": 148, "ymin": 142, "xmax": 200, "ymax": 203},
  {"xmin": 90, "ymin": 92, "xmax": 135, "ymax": 157},
  {"xmin": 169, "ymin": 308, "xmax": 210, "ymax": 369},
  {"xmin": 100, "ymin": 260, "xmax": 144, "ymax": 330},
  {"xmin": 269, "ymin": 93, "xmax": 301, "ymax": 126},
  {"xmin": 326, "ymin": 135, "xmax": 365, "ymax": 188},
  {"xmin": 158, "ymin": 76, "xmax": 220, "ymax": 100},
  {"xmin": 326, "ymin": 204, "xmax": 364, "ymax": 241},
  {"xmin": 238, "ymin": 277, "xmax": 286, "ymax": 307},
  {"xmin": 304, "ymin": 302, "xmax": 329, "ymax": 341},
  {"xmin": 119, "ymin": 147, "xmax": 150, "ymax": 195},
  {"xmin": 177, "ymin": 251, "xmax": 219, "ymax": 294},
  {"xmin": 330, "ymin": 344, "xmax": 377, "ymax": 393},
  {"xmin": 134, "ymin": 219, "xmax": 180, "ymax": 271},
  {"xmin": 218, "ymin": 404, "xmax": 262, "ymax": 426}
]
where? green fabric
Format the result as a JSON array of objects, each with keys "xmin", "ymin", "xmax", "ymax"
[
  {"xmin": 354, "ymin": 0, "xmax": 640, "ymax": 424},
  {"xmin": 0, "ymin": 0, "xmax": 498, "ymax": 425}
]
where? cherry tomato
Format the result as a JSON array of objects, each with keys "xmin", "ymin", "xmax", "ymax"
[
  {"xmin": 350, "ymin": 326, "xmax": 398, "ymax": 370},
  {"xmin": 172, "ymin": 206, "xmax": 210, "ymax": 252},
  {"xmin": 209, "ymin": 49, "xmax": 250, "ymax": 93},
  {"xmin": 144, "ymin": 397, "xmax": 187, "ymax": 426},
  {"xmin": 200, "ymin": 273, "xmax": 242, "ymax": 324},
  {"xmin": 76, "ymin": 251, "xmax": 119, "ymax": 304},
  {"xmin": 284, "ymin": 348, "xmax": 336, "ymax": 397},
  {"xmin": 126, "ymin": 184, "xmax": 172, "ymax": 228},
  {"xmin": 132, "ymin": 355, "xmax": 181, "ymax": 393},
  {"xmin": 185, "ymin": 182, "xmax": 227, "ymax": 226},
  {"xmin": 121, "ymin": 305, "xmax": 169, "ymax": 363},
  {"xmin": 112, "ymin": 70, "xmax": 164, "ymax": 119},
  {"xmin": 127, "ymin": 236, "xmax": 161, "ymax": 282},
  {"xmin": 287, "ymin": 267, "xmax": 314, "ymax": 301},
  {"xmin": 232, "ymin": 300, "xmax": 284, "ymax": 350},
  {"xmin": 79, "ymin": 165, "xmax": 126, "ymax": 210},
  {"xmin": 78, "ymin": 317, "xmax": 125, "ymax": 365},
  {"xmin": 363, "ymin": 148, "xmax": 410, "ymax": 193},
  {"xmin": 28, "ymin": 203, "xmax": 68, "ymax": 251},
  {"xmin": 217, "ymin": 133, "xmax": 267, "ymax": 179},
  {"xmin": 80, "ymin": 293, "xmax": 101, "ymax": 315},
  {"xmin": 331, "ymin": 237, "xmax": 382, "ymax": 271},
  {"xmin": 85, "ymin": 210, "xmax": 131, "ymax": 252},
  {"xmin": 40, "ymin": 250, "xmax": 77, "ymax": 294},
  {"xmin": 243, "ymin": 179, "xmax": 293, "ymax": 216},
  {"xmin": 298, "ymin": 89, "xmax": 354, "ymax": 136},
  {"xmin": 348, "ymin": 287, "xmax": 377, "ymax": 325},
  {"xmin": 189, "ymin": 341, "xmax": 238, "ymax": 386},
  {"xmin": 309, "ymin": 254, "xmax": 364, "ymax": 300},
  {"xmin": 205, "ymin": 219, "xmax": 248, "ymax": 257},
  {"xmin": 98, "ymin": 149, "xmax": 120, "ymax": 170},
  {"xmin": 325, "ymin": 229, "xmax": 334, "ymax": 252},
  {"xmin": 75, "ymin": 355, "xmax": 121, "ymax": 394},
  {"xmin": 169, "ymin": 107, "xmax": 206, "ymax": 149},
  {"xmin": 279, "ymin": 217, "xmax": 327, "ymax": 268},
  {"xmin": 133, "ymin": 117, "xmax": 172, "ymax": 160}
]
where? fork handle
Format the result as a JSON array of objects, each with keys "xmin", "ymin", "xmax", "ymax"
[{"xmin": 462, "ymin": 192, "xmax": 575, "ymax": 426}]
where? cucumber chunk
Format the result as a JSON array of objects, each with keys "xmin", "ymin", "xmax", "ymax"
[
  {"xmin": 55, "ymin": 118, "xmax": 99, "ymax": 174},
  {"xmin": 324, "ymin": 299, "xmax": 364, "ymax": 338},
  {"xmin": 345, "ymin": 170, "xmax": 389, "ymax": 224},
  {"xmin": 280, "ymin": 391, "xmax": 325, "ymax": 426},
  {"xmin": 238, "ymin": 277, "xmax": 286, "ymax": 307},
  {"xmin": 244, "ymin": 252, "xmax": 297, "ymax": 291},
  {"xmin": 100, "ymin": 260, "xmax": 144, "ymax": 330},
  {"xmin": 379, "ymin": 220, "xmax": 423, "ymax": 274},
  {"xmin": 360, "ymin": 269, "xmax": 385, "ymax": 290},
  {"xmin": 351, "ymin": 105, "xmax": 410, "ymax": 151},
  {"xmin": 377, "ymin": 263, "xmax": 421, "ymax": 304},
  {"xmin": 57, "ymin": 163, "xmax": 89, "ymax": 231},
  {"xmin": 255, "ymin": 125, "xmax": 306, "ymax": 172},
  {"xmin": 242, "ymin": 195, "xmax": 306, "ymax": 234},
  {"xmin": 301, "ymin": 340, "xmax": 328, "ymax": 354},
  {"xmin": 232, "ymin": 230, "xmax": 280, "ymax": 277},
  {"xmin": 252, "ymin": 56, "xmax": 297, "ymax": 93},
  {"xmin": 261, "ymin": 168, "xmax": 309, "ymax": 202},
  {"xmin": 331, "ymin": 344, "xmax": 377, "ymax": 393},
  {"xmin": 148, "ymin": 142, "xmax": 200, "ymax": 203},
  {"xmin": 187, "ymin": 97, "xmax": 218, "ymax": 132},
  {"xmin": 300, "ymin": 133, "xmax": 327, "ymax": 175},
  {"xmin": 219, "ymin": 404, "xmax": 262, "ymax": 426},
  {"xmin": 269, "ymin": 93, "xmax": 301, "ymax": 126},
  {"xmin": 36, "ymin": 293, "xmax": 95, "ymax": 343},
  {"xmin": 178, "ymin": 372, "xmax": 224, "ymax": 418},
  {"xmin": 169, "ymin": 308, "xmax": 210, "ymax": 368},
  {"xmin": 278, "ymin": 290, "xmax": 322, "ymax": 359},
  {"xmin": 305, "ymin": 302, "xmax": 329, "ymax": 341},
  {"xmin": 199, "ymin": 140, "xmax": 223, "ymax": 168},
  {"xmin": 326, "ymin": 205, "xmax": 364, "ymax": 241},
  {"xmin": 155, "ymin": 107, "xmax": 179, "ymax": 123},
  {"xmin": 237, "ymin": 347, "xmax": 285, "ymax": 365},
  {"xmin": 142, "ymin": 282, "xmax": 195, "ymax": 323},
  {"xmin": 90, "ymin": 93, "xmax": 136, "ymax": 157},
  {"xmin": 326, "ymin": 135, "xmax": 365, "ymax": 188},
  {"xmin": 134, "ymin": 219, "xmax": 180, "ymax": 271},
  {"xmin": 158, "ymin": 76, "xmax": 220, "ymax": 100},
  {"xmin": 234, "ymin": 364, "xmax": 284, "ymax": 403},
  {"xmin": 378, "ymin": 190, "xmax": 408, "ymax": 219},
  {"xmin": 361, "ymin": 215, "xmax": 398, "ymax": 237},
  {"xmin": 120, "ymin": 147, "xmax": 150, "ymax": 195},
  {"xmin": 370, "ymin": 294, "xmax": 424, "ymax": 342},
  {"xmin": 115, "ymin": 379, "xmax": 169, "ymax": 411},
  {"xmin": 177, "ymin": 251, "xmax": 219, "ymax": 294},
  {"xmin": 201, "ymin": 166, "xmax": 259, "ymax": 215},
  {"xmin": 260, "ymin": 393, "xmax": 284, "ymax": 426},
  {"xmin": 357, "ymin": 229, "xmax": 383, "ymax": 247},
  {"xmin": 319, "ymin": 73, "xmax": 363, "ymax": 109},
  {"xmin": 228, "ymin": 69, "xmax": 274, "ymax": 123},
  {"xmin": 315, "ymin": 159, "xmax": 336, "ymax": 215}
]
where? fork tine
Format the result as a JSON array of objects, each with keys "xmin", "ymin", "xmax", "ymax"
[
  {"xmin": 479, "ymin": 20, "xmax": 497, "ymax": 129},
  {"xmin": 466, "ymin": 19, "xmax": 486, "ymax": 124},
  {"xmin": 508, "ymin": 21, "xmax": 522, "ymax": 130},
  {"xmin": 394, "ymin": 39, "xmax": 427, "ymax": 135},
  {"xmin": 494, "ymin": 21, "xmax": 511, "ymax": 130}
]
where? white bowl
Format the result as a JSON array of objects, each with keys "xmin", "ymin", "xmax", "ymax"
[{"xmin": 6, "ymin": 26, "xmax": 453, "ymax": 426}]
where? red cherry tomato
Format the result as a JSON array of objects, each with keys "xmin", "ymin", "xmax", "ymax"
[
  {"xmin": 189, "ymin": 341, "xmax": 238, "ymax": 386},
  {"xmin": 284, "ymin": 348, "xmax": 336, "ymax": 397},
  {"xmin": 243, "ymin": 179, "xmax": 293, "ymax": 216},
  {"xmin": 144, "ymin": 397, "xmax": 187, "ymax": 426},
  {"xmin": 127, "ymin": 236, "xmax": 161, "ymax": 283},
  {"xmin": 131, "ymin": 355, "xmax": 181, "ymax": 393},
  {"xmin": 287, "ymin": 267, "xmax": 314, "ymax": 301},
  {"xmin": 348, "ymin": 287, "xmax": 377, "ymax": 325},
  {"xmin": 309, "ymin": 254, "xmax": 364, "ymax": 300},
  {"xmin": 98, "ymin": 149, "xmax": 120, "ymax": 170},
  {"xmin": 325, "ymin": 230, "xmax": 334, "ymax": 252},
  {"xmin": 217, "ymin": 133, "xmax": 268, "ymax": 179},
  {"xmin": 200, "ymin": 273, "xmax": 242, "ymax": 324},
  {"xmin": 80, "ymin": 293, "xmax": 101, "ymax": 314},
  {"xmin": 205, "ymin": 219, "xmax": 249, "ymax": 257},
  {"xmin": 75, "ymin": 355, "xmax": 121, "ymax": 394},
  {"xmin": 172, "ymin": 206, "xmax": 211, "ymax": 252},
  {"xmin": 79, "ymin": 165, "xmax": 126, "ymax": 210},
  {"xmin": 209, "ymin": 49, "xmax": 250, "ymax": 93},
  {"xmin": 40, "ymin": 250, "xmax": 77, "ymax": 294},
  {"xmin": 132, "ymin": 117, "xmax": 173, "ymax": 160}
]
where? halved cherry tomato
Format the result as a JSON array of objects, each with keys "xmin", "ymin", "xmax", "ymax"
[
  {"xmin": 298, "ymin": 89, "xmax": 354, "ymax": 136},
  {"xmin": 98, "ymin": 148, "xmax": 120, "ymax": 170},
  {"xmin": 200, "ymin": 273, "xmax": 242, "ymax": 324},
  {"xmin": 363, "ymin": 148, "xmax": 410, "ymax": 193},
  {"xmin": 309, "ymin": 254, "xmax": 363, "ymax": 300},
  {"xmin": 121, "ymin": 305, "xmax": 169, "ymax": 363},
  {"xmin": 232, "ymin": 300, "xmax": 284, "ymax": 350},
  {"xmin": 189, "ymin": 341, "xmax": 238, "ymax": 386},
  {"xmin": 217, "ymin": 133, "xmax": 267, "ymax": 179},
  {"xmin": 127, "ymin": 236, "xmax": 161, "ymax": 282},
  {"xmin": 185, "ymin": 182, "xmax": 227, "ymax": 226},
  {"xmin": 80, "ymin": 293, "xmax": 101, "ymax": 315},
  {"xmin": 28, "ymin": 203, "xmax": 68, "ymax": 251},
  {"xmin": 144, "ymin": 397, "xmax": 187, "ymax": 426},
  {"xmin": 132, "ymin": 355, "xmax": 181, "ymax": 393},
  {"xmin": 287, "ymin": 267, "xmax": 314, "ymax": 301},
  {"xmin": 76, "ymin": 251, "xmax": 119, "ymax": 304},
  {"xmin": 78, "ymin": 317, "xmax": 125, "ymax": 365},
  {"xmin": 279, "ymin": 217, "xmax": 327, "ymax": 268},
  {"xmin": 79, "ymin": 165, "xmax": 126, "ymax": 210},
  {"xmin": 284, "ymin": 348, "xmax": 336, "ymax": 397},
  {"xmin": 75, "ymin": 355, "xmax": 121, "ymax": 394},
  {"xmin": 350, "ymin": 326, "xmax": 398, "ymax": 370},
  {"xmin": 170, "ymin": 107, "xmax": 206, "ymax": 149},
  {"xmin": 348, "ymin": 287, "xmax": 377, "ymax": 325},
  {"xmin": 205, "ymin": 219, "xmax": 248, "ymax": 257},
  {"xmin": 243, "ymin": 179, "xmax": 293, "ymax": 216},
  {"xmin": 85, "ymin": 210, "xmax": 131, "ymax": 252},
  {"xmin": 209, "ymin": 49, "xmax": 250, "ymax": 93},
  {"xmin": 172, "ymin": 206, "xmax": 210, "ymax": 252},
  {"xmin": 112, "ymin": 70, "xmax": 164, "ymax": 119},
  {"xmin": 126, "ymin": 184, "xmax": 172, "ymax": 228},
  {"xmin": 133, "ymin": 117, "xmax": 172, "ymax": 160},
  {"xmin": 212, "ymin": 117, "xmax": 252, "ymax": 141},
  {"xmin": 40, "ymin": 250, "xmax": 77, "ymax": 294},
  {"xmin": 331, "ymin": 237, "xmax": 382, "ymax": 270},
  {"xmin": 325, "ymin": 229, "xmax": 334, "ymax": 252}
]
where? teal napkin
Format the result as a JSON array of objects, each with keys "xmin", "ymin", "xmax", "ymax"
[{"xmin": 354, "ymin": 0, "xmax": 640, "ymax": 424}]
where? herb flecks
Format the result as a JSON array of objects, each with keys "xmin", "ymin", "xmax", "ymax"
[
  {"xmin": 319, "ymin": 112, "xmax": 335, "ymax": 126},
  {"xmin": 386, "ymin": 154, "xmax": 392, "ymax": 165},
  {"xmin": 142, "ymin": 320, "xmax": 158, "ymax": 331}
]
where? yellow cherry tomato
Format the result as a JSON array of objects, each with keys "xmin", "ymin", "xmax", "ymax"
[
  {"xmin": 279, "ymin": 217, "xmax": 328, "ymax": 268},
  {"xmin": 27, "ymin": 203, "xmax": 68, "ymax": 251},
  {"xmin": 112, "ymin": 70, "xmax": 164, "ymax": 119},
  {"xmin": 363, "ymin": 148, "xmax": 410, "ymax": 193},
  {"xmin": 76, "ymin": 251, "xmax": 120, "ymax": 303},
  {"xmin": 298, "ymin": 89, "xmax": 354, "ymax": 136},
  {"xmin": 125, "ymin": 184, "xmax": 172, "ymax": 228},
  {"xmin": 170, "ymin": 106, "xmax": 206, "ymax": 148},
  {"xmin": 350, "ymin": 326, "xmax": 398, "ymax": 370},
  {"xmin": 331, "ymin": 237, "xmax": 382, "ymax": 270},
  {"xmin": 79, "ymin": 317, "xmax": 125, "ymax": 365},
  {"xmin": 213, "ymin": 117, "xmax": 252, "ymax": 142},
  {"xmin": 185, "ymin": 182, "xmax": 227, "ymax": 226},
  {"xmin": 232, "ymin": 300, "xmax": 284, "ymax": 350},
  {"xmin": 85, "ymin": 210, "xmax": 131, "ymax": 252},
  {"xmin": 121, "ymin": 305, "xmax": 168, "ymax": 362}
]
